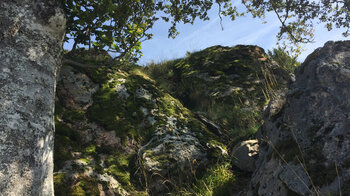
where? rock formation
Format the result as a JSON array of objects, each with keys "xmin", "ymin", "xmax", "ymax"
[
  {"xmin": 146, "ymin": 45, "xmax": 290, "ymax": 143},
  {"xmin": 53, "ymin": 51, "xmax": 226, "ymax": 195},
  {"xmin": 248, "ymin": 41, "xmax": 350, "ymax": 195},
  {"xmin": 231, "ymin": 140, "xmax": 259, "ymax": 172},
  {"xmin": 52, "ymin": 44, "xmax": 292, "ymax": 195}
]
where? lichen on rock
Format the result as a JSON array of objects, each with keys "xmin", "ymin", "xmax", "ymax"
[
  {"xmin": 0, "ymin": 1, "xmax": 66, "ymax": 195},
  {"xmin": 54, "ymin": 51, "xmax": 226, "ymax": 195},
  {"xmin": 248, "ymin": 41, "xmax": 350, "ymax": 196},
  {"xmin": 145, "ymin": 45, "xmax": 290, "ymax": 145}
]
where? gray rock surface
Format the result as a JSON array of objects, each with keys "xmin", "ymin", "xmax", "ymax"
[
  {"xmin": 138, "ymin": 116, "xmax": 208, "ymax": 193},
  {"xmin": 248, "ymin": 41, "xmax": 350, "ymax": 196},
  {"xmin": 54, "ymin": 61, "xmax": 226, "ymax": 195},
  {"xmin": 57, "ymin": 65, "xmax": 99, "ymax": 110},
  {"xmin": 0, "ymin": 1, "xmax": 66, "ymax": 195},
  {"xmin": 231, "ymin": 140, "xmax": 259, "ymax": 172}
]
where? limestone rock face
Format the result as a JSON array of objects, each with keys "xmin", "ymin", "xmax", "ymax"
[
  {"xmin": 57, "ymin": 66, "xmax": 99, "ymax": 110},
  {"xmin": 54, "ymin": 59, "xmax": 225, "ymax": 195},
  {"xmin": 138, "ymin": 116, "xmax": 209, "ymax": 194},
  {"xmin": 146, "ymin": 45, "xmax": 290, "ymax": 143},
  {"xmin": 231, "ymin": 140, "xmax": 259, "ymax": 172},
  {"xmin": 0, "ymin": 1, "xmax": 65, "ymax": 195},
  {"xmin": 248, "ymin": 41, "xmax": 350, "ymax": 196}
]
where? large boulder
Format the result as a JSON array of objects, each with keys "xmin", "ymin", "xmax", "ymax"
[
  {"xmin": 54, "ymin": 55, "xmax": 225, "ymax": 195},
  {"xmin": 145, "ymin": 45, "xmax": 290, "ymax": 143},
  {"xmin": 231, "ymin": 139, "xmax": 259, "ymax": 172},
  {"xmin": 248, "ymin": 41, "xmax": 350, "ymax": 195}
]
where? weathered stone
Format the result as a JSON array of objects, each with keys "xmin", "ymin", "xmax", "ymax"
[
  {"xmin": 96, "ymin": 129, "xmax": 121, "ymax": 148},
  {"xmin": 54, "ymin": 56, "xmax": 225, "ymax": 195},
  {"xmin": 138, "ymin": 116, "xmax": 209, "ymax": 194},
  {"xmin": 231, "ymin": 140, "xmax": 259, "ymax": 172},
  {"xmin": 57, "ymin": 65, "xmax": 99, "ymax": 110},
  {"xmin": 0, "ymin": 1, "xmax": 65, "ymax": 195},
  {"xmin": 145, "ymin": 45, "xmax": 290, "ymax": 143},
  {"xmin": 248, "ymin": 41, "xmax": 350, "ymax": 196}
]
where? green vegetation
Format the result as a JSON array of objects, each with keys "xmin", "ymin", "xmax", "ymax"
[
  {"xmin": 55, "ymin": 51, "xmax": 229, "ymax": 195},
  {"xmin": 268, "ymin": 47, "xmax": 301, "ymax": 74},
  {"xmin": 54, "ymin": 173, "xmax": 101, "ymax": 196},
  {"xmin": 64, "ymin": 0, "xmax": 350, "ymax": 63},
  {"xmin": 54, "ymin": 173, "xmax": 68, "ymax": 196},
  {"xmin": 64, "ymin": 0, "xmax": 237, "ymax": 62},
  {"xmin": 106, "ymin": 154, "xmax": 132, "ymax": 186},
  {"xmin": 54, "ymin": 119, "xmax": 81, "ymax": 171},
  {"xmin": 144, "ymin": 45, "xmax": 287, "ymax": 146},
  {"xmin": 62, "ymin": 110, "xmax": 85, "ymax": 123},
  {"xmin": 177, "ymin": 162, "xmax": 236, "ymax": 196},
  {"xmin": 69, "ymin": 177, "xmax": 100, "ymax": 196}
]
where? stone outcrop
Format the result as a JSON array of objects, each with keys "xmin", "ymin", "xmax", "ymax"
[
  {"xmin": 138, "ymin": 115, "xmax": 209, "ymax": 194},
  {"xmin": 57, "ymin": 66, "xmax": 99, "ymax": 110},
  {"xmin": 145, "ymin": 45, "xmax": 290, "ymax": 143},
  {"xmin": 231, "ymin": 140, "xmax": 259, "ymax": 172},
  {"xmin": 248, "ymin": 41, "xmax": 350, "ymax": 195},
  {"xmin": 54, "ymin": 54, "xmax": 225, "ymax": 195},
  {"xmin": 0, "ymin": 1, "xmax": 65, "ymax": 195}
]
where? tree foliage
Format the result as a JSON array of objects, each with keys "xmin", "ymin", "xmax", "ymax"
[
  {"xmin": 241, "ymin": 0, "xmax": 350, "ymax": 46},
  {"xmin": 64, "ymin": 0, "xmax": 236, "ymax": 62},
  {"xmin": 64, "ymin": 0, "xmax": 350, "ymax": 63}
]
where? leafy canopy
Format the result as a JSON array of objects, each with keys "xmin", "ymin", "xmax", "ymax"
[
  {"xmin": 64, "ymin": 0, "xmax": 350, "ymax": 62},
  {"xmin": 64, "ymin": 0, "xmax": 237, "ymax": 62},
  {"xmin": 241, "ymin": 0, "xmax": 350, "ymax": 54}
]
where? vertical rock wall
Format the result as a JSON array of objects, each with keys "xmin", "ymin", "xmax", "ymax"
[
  {"xmin": 249, "ymin": 41, "xmax": 350, "ymax": 195},
  {"xmin": 0, "ymin": 1, "xmax": 65, "ymax": 195}
]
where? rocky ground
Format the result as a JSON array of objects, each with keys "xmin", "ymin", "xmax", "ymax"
[{"xmin": 53, "ymin": 41, "xmax": 350, "ymax": 195}]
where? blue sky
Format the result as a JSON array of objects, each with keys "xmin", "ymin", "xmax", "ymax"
[
  {"xmin": 138, "ymin": 4, "xmax": 348, "ymax": 65},
  {"xmin": 64, "ymin": 3, "xmax": 349, "ymax": 66}
]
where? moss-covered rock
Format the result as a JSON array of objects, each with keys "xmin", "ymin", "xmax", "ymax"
[
  {"xmin": 54, "ymin": 51, "xmax": 226, "ymax": 195},
  {"xmin": 144, "ymin": 45, "xmax": 290, "ymax": 145},
  {"xmin": 54, "ymin": 45, "xmax": 291, "ymax": 195}
]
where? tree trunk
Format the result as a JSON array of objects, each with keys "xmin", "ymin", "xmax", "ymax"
[{"xmin": 0, "ymin": 1, "xmax": 66, "ymax": 195}]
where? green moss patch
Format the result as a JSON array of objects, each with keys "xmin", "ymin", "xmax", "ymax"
[
  {"xmin": 105, "ymin": 153, "xmax": 133, "ymax": 186},
  {"xmin": 54, "ymin": 120, "xmax": 81, "ymax": 171},
  {"xmin": 62, "ymin": 110, "xmax": 85, "ymax": 123},
  {"xmin": 144, "ymin": 45, "xmax": 288, "ymax": 146},
  {"xmin": 86, "ymin": 69, "xmax": 156, "ymax": 143},
  {"xmin": 54, "ymin": 173, "xmax": 68, "ymax": 196},
  {"xmin": 69, "ymin": 177, "xmax": 100, "ymax": 196}
]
